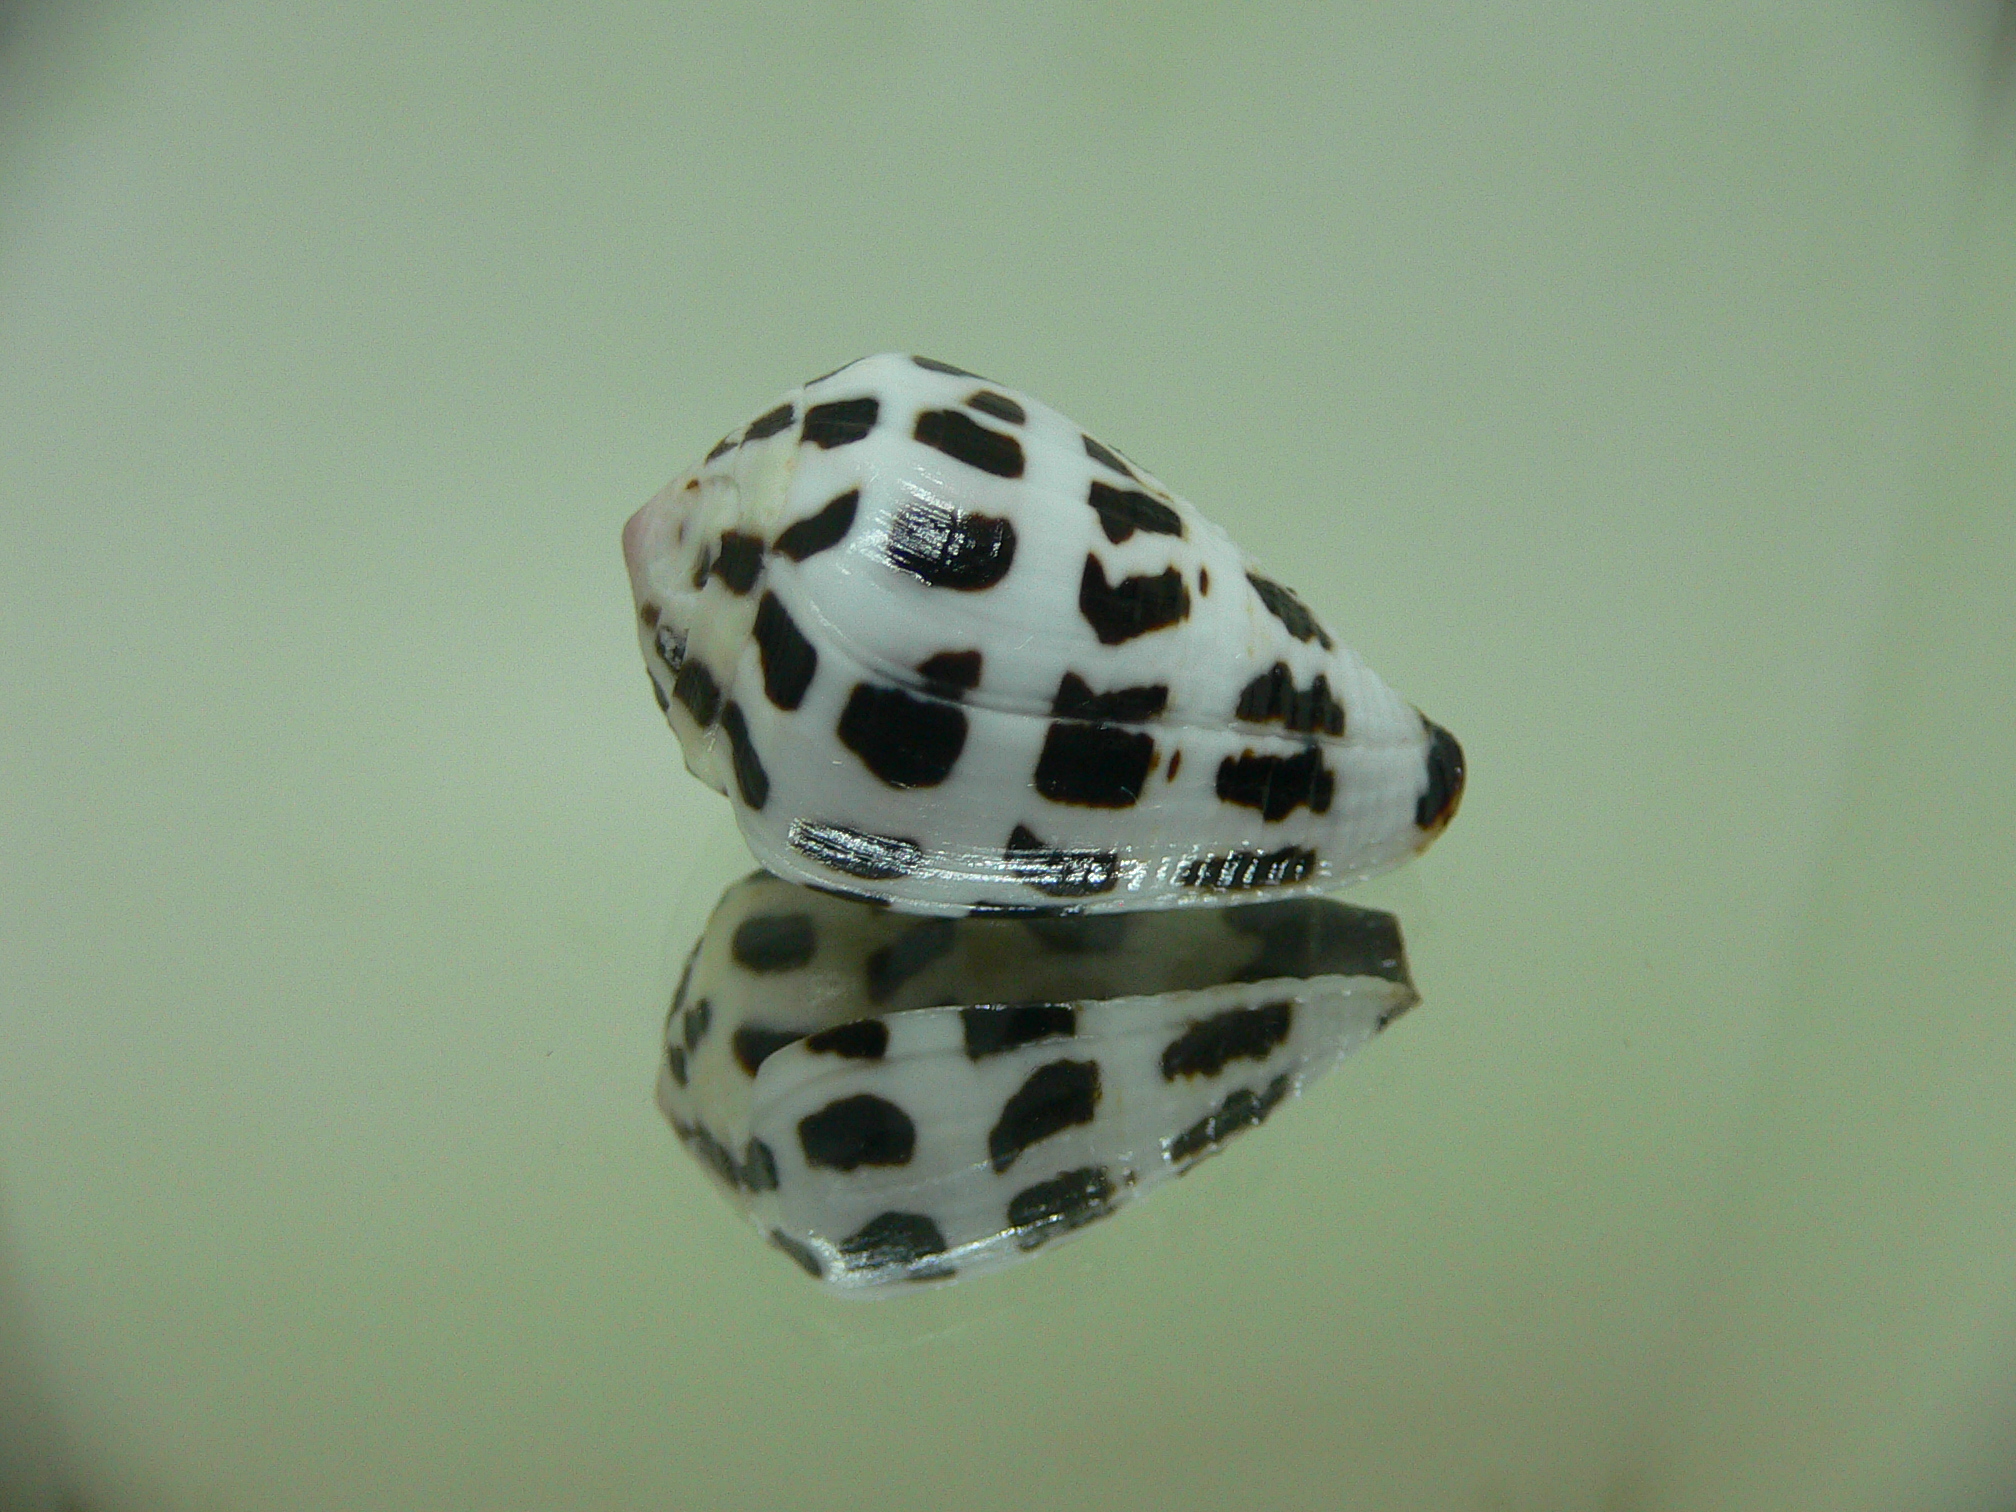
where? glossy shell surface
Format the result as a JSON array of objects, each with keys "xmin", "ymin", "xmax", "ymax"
[{"xmin": 623, "ymin": 354, "xmax": 1463, "ymax": 914}]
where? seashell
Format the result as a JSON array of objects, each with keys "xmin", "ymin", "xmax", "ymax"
[
  {"xmin": 658, "ymin": 872, "xmax": 1418, "ymax": 1294},
  {"xmin": 622, "ymin": 354, "xmax": 1463, "ymax": 915}
]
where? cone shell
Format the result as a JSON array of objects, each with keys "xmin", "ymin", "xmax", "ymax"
[{"xmin": 623, "ymin": 354, "xmax": 1463, "ymax": 915}]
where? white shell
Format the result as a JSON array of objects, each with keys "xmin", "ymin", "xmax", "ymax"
[
  {"xmin": 658, "ymin": 872, "xmax": 1418, "ymax": 1294},
  {"xmin": 623, "ymin": 355, "xmax": 1462, "ymax": 915}
]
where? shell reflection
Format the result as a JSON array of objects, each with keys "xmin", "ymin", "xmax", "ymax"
[{"xmin": 659, "ymin": 873, "xmax": 1417, "ymax": 1295}]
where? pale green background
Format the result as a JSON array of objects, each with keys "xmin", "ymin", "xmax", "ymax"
[{"xmin": 3, "ymin": 4, "xmax": 2013, "ymax": 1510}]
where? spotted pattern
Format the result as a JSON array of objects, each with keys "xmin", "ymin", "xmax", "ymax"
[
  {"xmin": 681, "ymin": 998, "xmax": 712, "ymax": 1050},
  {"xmin": 669, "ymin": 1116, "xmax": 745, "ymax": 1187},
  {"xmin": 711, "ymin": 532, "xmax": 764, "ymax": 594},
  {"xmin": 919, "ymin": 650, "xmax": 984, "ymax": 695},
  {"xmin": 657, "ymin": 874, "xmax": 1421, "ymax": 1292},
  {"xmin": 1216, "ymin": 747, "xmax": 1335, "ymax": 822},
  {"xmin": 733, "ymin": 1024, "xmax": 801, "ymax": 1077},
  {"xmin": 1052, "ymin": 672, "xmax": 1166, "ymax": 724},
  {"xmin": 799, "ymin": 1093, "xmax": 916, "ymax": 1171},
  {"xmin": 962, "ymin": 1003, "xmax": 1076, "ymax": 1059},
  {"xmin": 744, "ymin": 403, "xmax": 796, "ymax": 442},
  {"xmin": 838, "ymin": 1211, "xmax": 952, "ymax": 1278},
  {"xmin": 1236, "ymin": 663, "xmax": 1345, "ymax": 737},
  {"xmin": 803, "ymin": 1020, "xmax": 889, "ymax": 1059},
  {"xmin": 626, "ymin": 354, "xmax": 1462, "ymax": 917},
  {"xmin": 885, "ymin": 502, "xmax": 1017, "ymax": 590},
  {"xmin": 773, "ymin": 489, "xmax": 858, "ymax": 561},
  {"xmin": 1081, "ymin": 433, "xmax": 1134, "ymax": 477},
  {"xmin": 1247, "ymin": 572, "xmax": 1335, "ymax": 650},
  {"xmin": 838, "ymin": 683, "xmax": 968, "ymax": 788},
  {"xmin": 802, "ymin": 397, "xmax": 879, "ymax": 449},
  {"xmin": 753, "ymin": 592, "xmax": 817, "ymax": 710},
  {"xmin": 731, "ymin": 912, "xmax": 815, "ymax": 973},
  {"xmin": 1079, "ymin": 557, "xmax": 1189, "ymax": 645},
  {"xmin": 988, "ymin": 1059, "xmax": 1101, "ymax": 1173},
  {"xmin": 914, "ymin": 408, "xmax": 1025, "ymax": 478},
  {"xmin": 1168, "ymin": 1075, "xmax": 1291, "ymax": 1164},
  {"xmin": 1087, "ymin": 481, "xmax": 1183, "ymax": 544},
  {"xmin": 966, "ymin": 389, "xmax": 1026, "ymax": 425},
  {"xmin": 1034, "ymin": 721, "xmax": 1155, "ymax": 808},
  {"xmin": 1161, "ymin": 1002, "xmax": 1294, "ymax": 1079},
  {"xmin": 1006, "ymin": 1166, "xmax": 1116, "ymax": 1250},
  {"xmin": 741, "ymin": 1137, "xmax": 781, "ymax": 1191},
  {"xmin": 719, "ymin": 702, "xmax": 769, "ymax": 809},
  {"xmin": 674, "ymin": 660, "xmax": 721, "ymax": 727},
  {"xmin": 769, "ymin": 1228, "xmax": 825, "ymax": 1277},
  {"xmin": 1417, "ymin": 720, "xmax": 1467, "ymax": 831}
]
